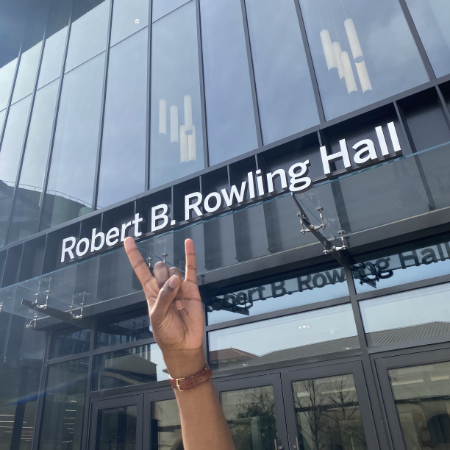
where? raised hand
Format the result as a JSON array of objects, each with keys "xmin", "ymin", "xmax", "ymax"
[{"xmin": 124, "ymin": 237, "xmax": 205, "ymax": 378}]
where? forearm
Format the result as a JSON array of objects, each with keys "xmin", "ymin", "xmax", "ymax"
[{"xmin": 164, "ymin": 350, "xmax": 235, "ymax": 450}]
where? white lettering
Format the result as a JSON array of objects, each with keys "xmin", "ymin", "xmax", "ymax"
[
  {"xmin": 121, "ymin": 221, "xmax": 132, "ymax": 241},
  {"xmin": 288, "ymin": 160, "xmax": 311, "ymax": 192},
  {"xmin": 61, "ymin": 237, "xmax": 76, "ymax": 262},
  {"xmin": 353, "ymin": 139, "xmax": 377, "ymax": 165},
  {"xmin": 255, "ymin": 169, "xmax": 264, "ymax": 196},
  {"xmin": 375, "ymin": 126, "xmax": 389, "ymax": 156},
  {"xmin": 151, "ymin": 204, "xmax": 169, "ymax": 232},
  {"xmin": 388, "ymin": 122, "xmax": 402, "ymax": 153},
  {"xmin": 221, "ymin": 182, "xmax": 247, "ymax": 207},
  {"xmin": 320, "ymin": 140, "xmax": 352, "ymax": 175},
  {"xmin": 267, "ymin": 169, "xmax": 287, "ymax": 193},
  {"xmin": 204, "ymin": 192, "xmax": 222, "ymax": 213},
  {"xmin": 76, "ymin": 238, "xmax": 90, "ymax": 257},
  {"xmin": 248, "ymin": 172, "xmax": 256, "ymax": 199},
  {"xmin": 185, "ymin": 192, "xmax": 203, "ymax": 221},
  {"xmin": 132, "ymin": 213, "xmax": 143, "ymax": 237},
  {"xmin": 106, "ymin": 227, "xmax": 120, "ymax": 246},
  {"xmin": 91, "ymin": 228, "xmax": 105, "ymax": 252}
]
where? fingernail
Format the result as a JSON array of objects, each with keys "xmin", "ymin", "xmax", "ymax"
[
  {"xmin": 169, "ymin": 275, "xmax": 180, "ymax": 288},
  {"xmin": 175, "ymin": 299, "xmax": 183, "ymax": 310}
]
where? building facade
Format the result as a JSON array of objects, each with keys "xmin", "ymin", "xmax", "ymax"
[{"xmin": 1, "ymin": 0, "xmax": 450, "ymax": 449}]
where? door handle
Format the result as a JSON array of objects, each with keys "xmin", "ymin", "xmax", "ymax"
[{"xmin": 274, "ymin": 439, "xmax": 283, "ymax": 450}]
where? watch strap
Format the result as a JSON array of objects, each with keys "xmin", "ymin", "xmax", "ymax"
[{"xmin": 169, "ymin": 366, "xmax": 212, "ymax": 391}]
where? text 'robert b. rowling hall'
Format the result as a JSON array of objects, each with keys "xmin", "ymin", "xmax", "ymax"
[{"xmin": 1, "ymin": 0, "xmax": 450, "ymax": 449}]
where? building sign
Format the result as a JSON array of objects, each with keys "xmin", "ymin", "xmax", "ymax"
[{"xmin": 61, "ymin": 122, "xmax": 401, "ymax": 262}]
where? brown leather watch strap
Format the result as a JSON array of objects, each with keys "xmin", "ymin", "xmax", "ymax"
[{"xmin": 169, "ymin": 366, "xmax": 212, "ymax": 391}]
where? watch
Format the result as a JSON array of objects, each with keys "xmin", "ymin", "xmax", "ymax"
[{"xmin": 169, "ymin": 366, "xmax": 212, "ymax": 391}]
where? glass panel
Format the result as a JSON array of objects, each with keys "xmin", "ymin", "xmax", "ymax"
[
  {"xmin": 208, "ymin": 304, "xmax": 359, "ymax": 371},
  {"xmin": 92, "ymin": 344, "xmax": 168, "ymax": 391},
  {"xmin": 0, "ymin": 59, "xmax": 18, "ymax": 111},
  {"xmin": 38, "ymin": 0, "xmax": 72, "ymax": 89},
  {"xmin": 98, "ymin": 28, "xmax": 148, "ymax": 208},
  {"xmin": 405, "ymin": 0, "xmax": 450, "ymax": 78},
  {"xmin": 0, "ymin": 109, "xmax": 5, "ymax": 132},
  {"xmin": 353, "ymin": 236, "xmax": 450, "ymax": 294},
  {"xmin": 245, "ymin": 0, "xmax": 319, "ymax": 144},
  {"xmin": 293, "ymin": 374, "xmax": 368, "ymax": 450},
  {"xmin": 150, "ymin": 2, "xmax": 204, "ymax": 188},
  {"xmin": 65, "ymin": 0, "xmax": 110, "ymax": 73},
  {"xmin": 12, "ymin": 43, "xmax": 42, "ymax": 104},
  {"xmin": 8, "ymin": 80, "xmax": 59, "ymax": 243},
  {"xmin": 207, "ymin": 267, "xmax": 349, "ymax": 325},
  {"xmin": 221, "ymin": 386, "xmax": 277, "ymax": 450},
  {"xmin": 95, "ymin": 405, "xmax": 137, "ymax": 450},
  {"xmin": 0, "ymin": 95, "xmax": 32, "ymax": 246},
  {"xmin": 200, "ymin": 0, "xmax": 258, "ymax": 165},
  {"xmin": 51, "ymin": 329, "xmax": 92, "ymax": 358},
  {"xmin": 96, "ymin": 314, "xmax": 151, "ymax": 349},
  {"xmin": 152, "ymin": 0, "xmax": 190, "ymax": 22},
  {"xmin": 41, "ymin": 53, "xmax": 105, "ymax": 229},
  {"xmin": 298, "ymin": 0, "xmax": 428, "ymax": 120},
  {"xmin": 151, "ymin": 399, "xmax": 182, "ymax": 450},
  {"xmin": 110, "ymin": 0, "xmax": 149, "ymax": 46},
  {"xmin": 39, "ymin": 358, "xmax": 89, "ymax": 450},
  {"xmin": 360, "ymin": 283, "xmax": 450, "ymax": 347},
  {"xmin": 389, "ymin": 361, "xmax": 450, "ymax": 450}
]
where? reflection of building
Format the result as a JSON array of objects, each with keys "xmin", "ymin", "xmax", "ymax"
[{"xmin": 1, "ymin": 0, "xmax": 450, "ymax": 449}]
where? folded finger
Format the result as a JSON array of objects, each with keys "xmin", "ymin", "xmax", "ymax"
[
  {"xmin": 169, "ymin": 266, "xmax": 184, "ymax": 310},
  {"xmin": 154, "ymin": 261, "xmax": 170, "ymax": 289}
]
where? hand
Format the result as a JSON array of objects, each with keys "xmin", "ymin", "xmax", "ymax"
[{"xmin": 124, "ymin": 237, "xmax": 205, "ymax": 378}]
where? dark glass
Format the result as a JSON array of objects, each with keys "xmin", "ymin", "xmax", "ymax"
[
  {"xmin": 208, "ymin": 304, "xmax": 359, "ymax": 371},
  {"xmin": 389, "ymin": 361, "xmax": 450, "ymax": 450},
  {"xmin": 51, "ymin": 329, "xmax": 92, "ymax": 358},
  {"xmin": 200, "ymin": 0, "xmax": 258, "ymax": 165},
  {"xmin": 96, "ymin": 314, "xmax": 151, "ymax": 349},
  {"xmin": 41, "ymin": 53, "xmax": 105, "ymax": 229},
  {"xmin": 8, "ymin": 81, "xmax": 59, "ymax": 243},
  {"xmin": 0, "ymin": 96, "xmax": 32, "ymax": 246},
  {"xmin": 298, "ymin": 0, "xmax": 428, "ymax": 120},
  {"xmin": 293, "ymin": 374, "xmax": 368, "ymax": 449},
  {"xmin": 150, "ymin": 2, "xmax": 204, "ymax": 188},
  {"xmin": 92, "ymin": 344, "xmax": 168, "ymax": 391},
  {"xmin": 39, "ymin": 358, "xmax": 89, "ymax": 450},
  {"xmin": 152, "ymin": 0, "xmax": 190, "ymax": 22},
  {"xmin": 65, "ymin": 0, "xmax": 110, "ymax": 73},
  {"xmin": 0, "ymin": 1, "xmax": 27, "ymax": 110},
  {"xmin": 360, "ymin": 282, "xmax": 450, "ymax": 347},
  {"xmin": 97, "ymin": 28, "xmax": 148, "ymax": 208},
  {"xmin": 38, "ymin": 0, "xmax": 72, "ymax": 88},
  {"xmin": 352, "ymin": 236, "xmax": 450, "ymax": 293},
  {"xmin": 221, "ymin": 386, "xmax": 277, "ymax": 450},
  {"xmin": 405, "ymin": 0, "xmax": 450, "ymax": 78},
  {"xmin": 207, "ymin": 267, "xmax": 349, "ymax": 325},
  {"xmin": 110, "ymin": 0, "xmax": 149, "ymax": 46},
  {"xmin": 95, "ymin": 405, "xmax": 138, "ymax": 450},
  {"xmin": 151, "ymin": 400, "xmax": 183, "ymax": 450},
  {"xmin": 245, "ymin": 0, "xmax": 319, "ymax": 144},
  {"xmin": 0, "ymin": 306, "xmax": 45, "ymax": 450}
]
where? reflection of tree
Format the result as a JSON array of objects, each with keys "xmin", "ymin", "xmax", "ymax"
[
  {"xmin": 294, "ymin": 377, "xmax": 367, "ymax": 450},
  {"xmin": 229, "ymin": 388, "xmax": 277, "ymax": 450}
]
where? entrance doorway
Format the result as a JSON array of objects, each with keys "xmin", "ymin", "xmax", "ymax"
[{"xmin": 88, "ymin": 359, "xmax": 379, "ymax": 450}]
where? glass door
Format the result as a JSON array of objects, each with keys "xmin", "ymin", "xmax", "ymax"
[
  {"xmin": 90, "ymin": 395, "xmax": 144, "ymax": 450},
  {"xmin": 375, "ymin": 347, "xmax": 450, "ymax": 450},
  {"xmin": 282, "ymin": 361, "xmax": 379, "ymax": 450}
]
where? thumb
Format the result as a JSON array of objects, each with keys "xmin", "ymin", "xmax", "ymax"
[{"xmin": 151, "ymin": 275, "xmax": 181, "ymax": 322}]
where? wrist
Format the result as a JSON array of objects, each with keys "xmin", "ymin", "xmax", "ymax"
[{"xmin": 163, "ymin": 348, "xmax": 206, "ymax": 379}]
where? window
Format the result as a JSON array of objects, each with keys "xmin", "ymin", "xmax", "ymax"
[
  {"xmin": 209, "ymin": 304, "xmax": 359, "ymax": 371},
  {"xmin": 298, "ymin": 0, "xmax": 428, "ymax": 119},
  {"xmin": 50, "ymin": 328, "xmax": 91, "ymax": 359},
  {"xmin": 149, "ymin": 2, "xmax": 204, "ymax": 188}
]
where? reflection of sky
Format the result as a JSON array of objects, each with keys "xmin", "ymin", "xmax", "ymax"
[
  {"xmin": 208, "ymin": 269, "xmax": 349, "ymax": 325},
  {"xmin": 360, "ymin": 282, "xmax": 450, "ymax": 333},
  {"xmin": 209, "ymin": 304, "xmax": 357, "ymax": 356},
  {"xmin": 299, "ymin": 0, "xmax": 428, "ymax": 119}
]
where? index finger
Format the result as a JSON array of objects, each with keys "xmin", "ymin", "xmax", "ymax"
[
  {"xmin": 124, "ymin": 237, "xmax": 156, "ymax": 300},
  {"xmin": 185, "ymin": 238, "xmax": 197, "ymax": 283}
]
